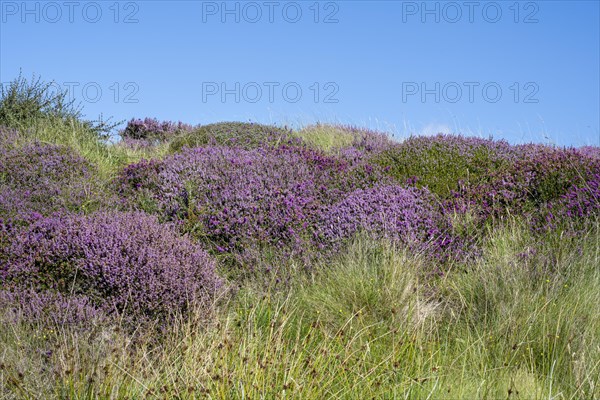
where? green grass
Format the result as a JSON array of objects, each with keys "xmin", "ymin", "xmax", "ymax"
[
  {"xmin": 296, "ymin": 124, "xmax": 356, "ymax": 152},
  {"xmin": 2, "ymin": 117, "xmax": 171, "ymax": 190},
  {"xmin": 2, "ymin": 221, "xmax": 599, "ymax": 399}
]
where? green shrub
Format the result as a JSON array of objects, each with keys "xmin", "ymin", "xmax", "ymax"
[
  {"xmin": 371, "ymin": 134, "xmax": 515, "ymax": 198},
  {"xmin": 0, "ymin": 73, "xmax": 117, "ymax": 140},
  {"xmin": 297, "ymin": 124, "xmax": 394, "ymax": 154},
  {"xmin": 168, "ymin": 121, "xmax": 298, "ymax": 152}
]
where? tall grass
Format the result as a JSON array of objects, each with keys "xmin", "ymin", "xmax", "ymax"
[
  {"xmin": 296, "ymin": 124, "xmax": 356, "ymax": 152},
  {"xmin": 2, "ymin": 221, "xmax": 598, "ymax": 399}
]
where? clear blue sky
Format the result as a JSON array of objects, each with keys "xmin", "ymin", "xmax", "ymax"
[{"xmin": 1, "ymin": 0, "xmax": 599, "ymax": 145}]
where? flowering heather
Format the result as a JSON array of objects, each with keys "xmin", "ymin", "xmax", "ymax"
[
  {"xmin": 0, "ymin": 289, "xmax": 104, "ymax": 327},
  {"xmin": 117, "ymin": 145, "xmax": 386, "ymax": 269},
  {"xmin": 371, "ymin": 134, "xmax": 517, "ymax": 198},
  {"xmin": 314, "ymin": 185, "xmax": 465, "ymax": 264},
  {"xmin": 337, "ymin": 125, "xmax": 395, "ymax": 155},
  {"xmin": 560, "ymin": 173, "xmax": 600, "ymax": 218},
  {"xmin": 0, "ymin": 141, "xmax": 102, "ymax": 220},
  {"xmin": 576, "ymin": 145, "xmax": 600, "ymax": 160},
  {"xmin": 537, "ymin": 173, "xmax": 600, "ymax": 232},
  {"xmin": 116, "ymin": 136, "xmax": 158, "ymax": 152},
  {"xmin": 299, "ymin": 124, "xmax": 394, "ymax": 162},
  {"xmin": 455, "ymin": 144, "xmax": 600, "ymax": 225},
  {"xmin": 0, "ymin": 212, "xmax": 223, "ymax": 325},
  {"xmin": 120, "ymin": 117, "xmax": 194, "ymax": 142}
]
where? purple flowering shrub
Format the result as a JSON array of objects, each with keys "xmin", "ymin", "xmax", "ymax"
[
  {"xmin": 299, "ymin": 124, "xmax": 393, "ymax": 164},
  {"xmin": 0, "ymin": 289, "xmax": 104, "ymax": 326},
  {"xmin": 0, "ymin": 212, "xmax": 223, "ymax": 326},
  {"xmin": 0, "ymin": 141, "xmax": 104, "ymax": 221},
  {"xmin": 116, "ymin": 158, "xmax": 164, "ymax": 214},
  {"xmin": 454, "ymin": 144, "xmax": 600, "ymax": 226},
  {"xmin": 537, "ymin": 173, "xmax": 600, "ymax": 232},
  {"xmin": 117, "ymin": 145, "xmax": 386, "ymax": 270},
  {"xmin": 577, "ymin": 146, "xmax": 600, "ymax": 160},
  {"xmin": 120, "ymin": 117, "xmax": 194, "ymax": 142},
  {"xmin": 168, "ymin": 121, "xmax": 300, "ymax": 152},
  {"xmin": 371, "ymin": 134, "xmax": 517, "ymax": 198},
  {"xmin": 559, "ymin": 173, "xmax": 600, "ymax": 218},
  {"xmin": 336, "ymin": 125, "xmax": 395, "ymax": 155},
  {"xmin": 314, "ymin": 185, "xmax": 467, "ymax": 264}
]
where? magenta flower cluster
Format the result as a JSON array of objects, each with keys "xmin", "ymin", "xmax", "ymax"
[
  {"xmin": 0, "ymin": 141, "xmax": 100, "ymax": 221},
  {"xmin": 120, "ymin": 117, "xmax": 194, "ymax": 141},
  {"xmin": 453, "ymin": 143, "xmax": 600, "ymax": 224},
  {"xmin": 314, "ymin": 184, "xmax": 464, "ymax": 264},
  {"xmin": 0, "ymin": 212, "xmax": 223, "ymax": 325},
  {"xmin": 118, "ymin": 145, "xmax": 387, "ymax": 267}
]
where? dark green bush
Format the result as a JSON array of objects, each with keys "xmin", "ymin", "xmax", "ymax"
[
  {"xmin": 370, "ymin": 134, "xmax": 516, "ymax": 198},
  {"xmin": 168, "ymin": 121, "xmax": 300, "ymax": 152},
  {"xmin": 0, "ymin": 73, "xmax": 117, "ymax": 140}
]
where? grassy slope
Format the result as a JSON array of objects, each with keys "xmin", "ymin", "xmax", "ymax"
[{"xmin": 1, "ymin": 122, "xmax": 599, "ymax": 399}]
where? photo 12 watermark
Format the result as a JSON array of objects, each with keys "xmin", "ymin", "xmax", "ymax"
[
  {"xmin": 24, "ymin": 81, "xmax": 142, "ymax": 104},
  {"xmin": 401, "ymin": 81, "xmax": 540, "ymax": 104},
  {"xmin": 202, "ymin": 81, "xmax": 340, "ymax": 104},
  {"xmin": 401, "ymin": 1, "xmax": 539, "ymax": 23},
  {"xmin": 200, "ymin": 2, "xmax": 339, "ymax": 23},
  {"xmin": 0, "ymin": 1, "xmax": 140, "ymax": 23}
]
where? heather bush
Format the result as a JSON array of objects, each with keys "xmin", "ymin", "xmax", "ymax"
[
  {"xmin": 0, "ymin": 212, "xmax": 223, "ymax": 326},
  {"xmin": 578, "ymin": 145, "xmax": 600, "ymax": 159},
  {"xmin": 537, "ymin": 173, "xmax": 600, "ymax": 233},
  {"xmin": 454, "ymin": 144, "xmax": 600, "ymax": 226},
  {"xmin": 120, "ymin": 117, "xmax": 194, "ymax": 142},
  {"xmin": 371, "ymin": 134, "xmax": 517, "ymax": 198},
  {"xmin": 117, "ymin": 145, "xmax": 386, "ymax": 271},
  {"xmin": 168, "ymin": 121, "xmax": 299, "ymax": 152},
  {"xmin": 299, "ymin": 124, "xmax": 394, "ymax": 157},
  {"xmin": 314, "ymin": 184, "xmax": 466, "ymax": 264},
  {"xmin": 559, "ymin": 173, "xmax": 600, "ymax": 219},
  {"xmin": 338, "ymin": 125, "xmax": 395, "ymax": 155},
  {"xmin": 0, "ymin": 289, "xmax": 104, "ymax": 327},
  {"xmin": 0, "ymin": 141, "xmax": 106, "ymax": 220}
]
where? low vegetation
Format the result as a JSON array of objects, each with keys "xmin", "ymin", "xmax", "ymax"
[{"xmin": 1, "ymin": 75, "xmax": 598, "ymax": 399}]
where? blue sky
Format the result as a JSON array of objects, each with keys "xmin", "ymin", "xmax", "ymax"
[{"xmin": 1, "ymin": 0, "xmax": 599, "ymax": 145}]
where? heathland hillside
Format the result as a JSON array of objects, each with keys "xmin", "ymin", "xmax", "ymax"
[{"xmin": 1, "ymin": 76, "xmax": 599, "ymax": 399}]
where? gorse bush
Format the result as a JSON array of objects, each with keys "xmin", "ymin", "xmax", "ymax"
[
  {"xmin": 0, "ymin": 212, "xmax": 223, "ymax": 327},
  {"xmin": 168, "ymin": 121, "xmax": 299, "ymax": 152},
  {"xmin": 371, "ymin": 134, "xmax": 516, "ymax": 198},
  {"xmin": 0, "ymin": 73, "xmax": 117, "ymax": 140},
  {"xmin": 0, "ymin": 74, "xmax": 77, "ymax": 128},
  {"xmin": 0, "ymin": 141, "xmax": 105, "ymax": 221}
]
